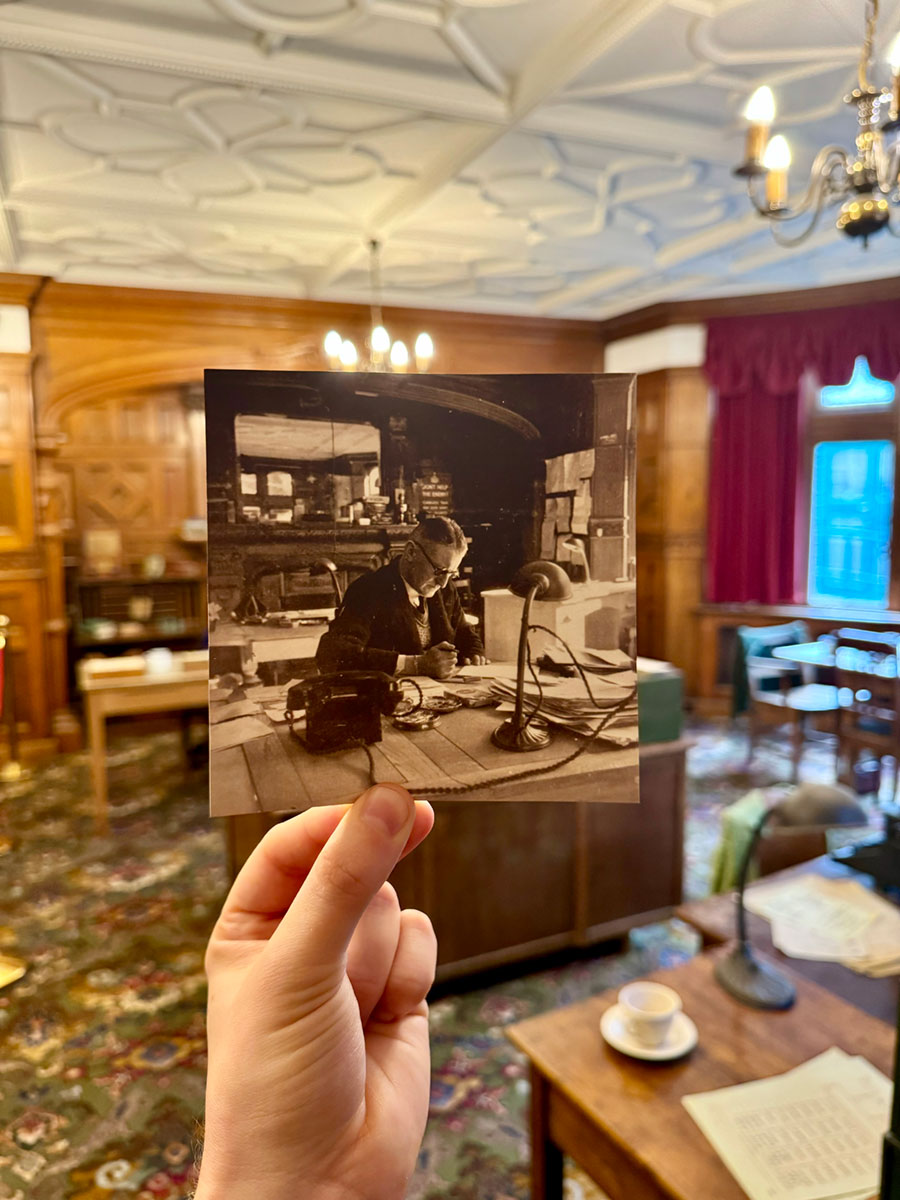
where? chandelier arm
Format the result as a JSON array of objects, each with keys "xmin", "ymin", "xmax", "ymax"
[
  {"xmin": 860, "ymin": 0, "xmax": 877, "ymax": 92},
  {"xmin": 875, "ymin": 136, "xmax": 900, "ymax": 194},
  {"xmin": 747, "ymin": 146, "xmax": 848, "ymax": 223},
  {"xmin": 769, "ymin": 185, "xmax": 830, "ymax": 247}
]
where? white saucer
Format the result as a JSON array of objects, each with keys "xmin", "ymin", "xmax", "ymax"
[{"xmin": 599, "ymin": 1003, "xmax": 698, "ymax": 1062}]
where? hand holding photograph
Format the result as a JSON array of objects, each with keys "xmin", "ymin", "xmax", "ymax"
[{"xmin": 206, "ymin": 370, "xmax": 639, "ymax": 816}]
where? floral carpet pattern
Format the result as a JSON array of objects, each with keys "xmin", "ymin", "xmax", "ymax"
[{"xmin": 0, "ymin": 719, "xmax": 876, "ymax": 1199}]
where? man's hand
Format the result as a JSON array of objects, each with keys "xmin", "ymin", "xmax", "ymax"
[
  {"xmin": 419, "ymin": 641, "xmax": 457, "ymax": 679},
  {"xmin": 197, "ymin": 786, "xmax": 436, "ymax": 1200},
  {"xmin": 461, "ymin": 654, "xmax": 490, "ymax": 667}
]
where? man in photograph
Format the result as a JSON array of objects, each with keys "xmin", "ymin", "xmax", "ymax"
[{"xmin": 316, "ymin": 517, "xmax": 487, "ymax": 679}]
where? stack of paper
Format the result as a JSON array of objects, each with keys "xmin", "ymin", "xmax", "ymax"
[
  {"xmin": 487, "ymin": 672, "xmax": 638, "ymax": 742},
  {"xmin": 684, "ymin": 1048, "xmax": 891, "ymax": 1200},
  {"xmin": 745, "ymin": 874, "xmax": 900, "ymax": 977}
]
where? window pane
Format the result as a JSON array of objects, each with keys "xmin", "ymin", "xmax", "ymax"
[
  {"xmin": 820, "ymin": 356, "xmax": 895, "ymax": 409},
  {"xmin": 808, "ymin": 440, "xmax": 894, "ymax": 608}
]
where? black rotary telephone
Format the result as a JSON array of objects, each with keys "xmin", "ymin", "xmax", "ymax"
[{"xmin": 285, "ymin": 671, "xmax": 403, "ymax": 753}]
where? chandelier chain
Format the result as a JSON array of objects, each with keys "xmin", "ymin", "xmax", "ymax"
[{"xmin": 860, "ymin": 0, "xmax": 878, "ymax": 91}]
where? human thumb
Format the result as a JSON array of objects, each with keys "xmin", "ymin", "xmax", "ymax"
[{"xmin": 272, "ymin": 784, "xmax": 416, "ymax": 967}]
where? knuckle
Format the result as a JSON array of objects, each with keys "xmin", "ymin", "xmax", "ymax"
[{"xmin": 318, "ymin": 850, "xmax": 370, "ymax": 903}]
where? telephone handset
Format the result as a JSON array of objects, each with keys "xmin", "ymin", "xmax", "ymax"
[{"xmin": 286, "ymin": 671, "xmax": 403, "ymax": 753}]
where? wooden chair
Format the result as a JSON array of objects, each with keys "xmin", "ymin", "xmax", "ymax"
[
  {"xmin": 833, "ymin": 628, "xmax": 900, "ymax": 801},
  {"xmin": 736, "ymin": 622, "xmax": 841, "ymax": 783}
]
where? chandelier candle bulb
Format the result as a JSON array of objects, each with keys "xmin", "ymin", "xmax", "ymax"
[
  {"xmin": 889, "ymin": 33, "xmax": 900, "ymax": 119},
  {"xmin": 414, "ymin": 332, "xmax": 434, "ymax": 371},
  {"xmin": 763, "ymin": 135, "xmax": 791, "ymax": 208},
  {"xmin": 744, "ymin": 86, "xmax": 775, "ymax": 164},
  {"xmin": 339, "ymin": 339, "xmax": 358, "ymax": 370},
  {"xmin": 389, "ymin": 340, "xmax": 409, "ymax": 372},
  {"xmin": 324, "ymin": 330, "xmax": 343, "ymax": 368}
]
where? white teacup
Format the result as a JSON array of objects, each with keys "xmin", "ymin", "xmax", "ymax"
[{"xmin": 618, "ymin": 981, "xmax": 682, "ymax": 1048}]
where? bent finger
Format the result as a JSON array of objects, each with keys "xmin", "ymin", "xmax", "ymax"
[{"xmin": 372, "ymin": 908, "xmax": 437, "ymax": 1023}]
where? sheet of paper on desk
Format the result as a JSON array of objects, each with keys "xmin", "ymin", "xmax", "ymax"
[
  {"xmin": 209, "ymin": 699, "xmax": 262, "ymax": 725},
  {"xmin": 744, "ymin": 875, "xmax": 900, "ymax": 975},
  {"xmin": 209, "ymin": 715, "xmax": 272, "ymax": 752},
  {"xmin": 683, "ymin": 1048, "xmax": 890, "ymax": 1200},
  {"xmin": 245, "ymin": 682, "xmax": 299, "ymax": 702}
]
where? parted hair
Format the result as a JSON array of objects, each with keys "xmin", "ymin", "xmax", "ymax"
[{"xmin": 410, "ymin": 516, "xmax": 466, "ymax": 551}]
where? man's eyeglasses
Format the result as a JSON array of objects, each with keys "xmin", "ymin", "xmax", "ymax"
[{"xmin": 412, "ymin": 541, "xmax": 459, "ymax": 585}]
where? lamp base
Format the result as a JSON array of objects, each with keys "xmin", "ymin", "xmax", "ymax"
[
  {"xmin": 491, "ymin": 717, "xmax": 551, "ymax": 752},
  {"xmin": 714, "ymin": 945, "xmax": 796, "ymax": 1010}
]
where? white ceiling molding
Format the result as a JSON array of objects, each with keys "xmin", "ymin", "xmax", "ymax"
[{"xmin": 0, "ymin": 0, "xmax": 897, "ymax": 318}]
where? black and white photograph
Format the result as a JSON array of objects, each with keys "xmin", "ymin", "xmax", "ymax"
[{"xmin": 206, "ymin": 369, "xmax": 639, "ymax": 815}]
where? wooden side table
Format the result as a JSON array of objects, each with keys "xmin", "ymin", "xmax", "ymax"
[
  {"xmin": 78, "ymin": 655, "xmax": 209, "ymax": 832},
  {"xmin": 507, "ymin": 949, "xmax": 894, "ymax": 1200}
]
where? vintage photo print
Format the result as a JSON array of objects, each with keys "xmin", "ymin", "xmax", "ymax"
[{"xmin": 206, "ymin": 370, "xmax": 639, "ymax": 816}]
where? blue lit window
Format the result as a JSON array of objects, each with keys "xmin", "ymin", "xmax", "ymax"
[
  {"xmin": 808, "ymin": 440, "xmax": 894, "ymax": 608},
  {"xmin": 820, "ymin": 357, "xmax": 895, "ymax": 409}
]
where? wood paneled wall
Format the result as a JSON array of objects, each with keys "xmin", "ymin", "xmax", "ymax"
[
  {"xmin": 635, "ymin": 367, "xmax": 710, "ymax": 694},
  {"xmin": 0, "ymin": 275, "xmax": 607, "ymax": 755}
]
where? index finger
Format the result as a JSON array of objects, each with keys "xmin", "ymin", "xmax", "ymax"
[{"xmin": 213, "ymin": 798, "xmax": 434, "ymax": 942}]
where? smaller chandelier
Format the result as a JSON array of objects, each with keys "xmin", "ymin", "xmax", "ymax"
[
  {"xmin": 323, "ymin": 239, "xmax": 435, "ymax": 372},
  {"xmin": 736, "ymin": 0, "xmax": 900, "ymax": 247}
]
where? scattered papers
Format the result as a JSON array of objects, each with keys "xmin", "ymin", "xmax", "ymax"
[
  {"xmin": 244, "ymin": 682, "xmax": 299, "ymax": 702},
  {"xmin": 684, "ymin": 1047, "xmax": 891, "ymax": 1200},
  {"xmin": 488, "ymin": 672, "xmax": 638, "ymax": 738},
  {"xmin": 586, "ymin": 648, "xmax": 633, "ymax": 668},
  {"xmin": 209, "ymin": 699, "xmax": 262, "ymax": 725},
  {"xmin": 209, "ymin": 715, "xmax": 272, "ymax": 752},
  {"xmin": 745, "ymin": 874, "xmax": 900, "ymax": 976}
]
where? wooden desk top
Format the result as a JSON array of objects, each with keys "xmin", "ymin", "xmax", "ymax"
[
  {"xmin": 210, "ymin": 683, "xmax": 648, "ymax": 814},
  {"xmin": 78, "ymin": 651, "xmax": 209, "ymax": 693},
  {"xmin": 507, "ymin": 949, "xmax": 894, "ymax": 1200},
  {"xmin": 676, "ymin": 856, "xmax": 900, "ymax": 1024}
]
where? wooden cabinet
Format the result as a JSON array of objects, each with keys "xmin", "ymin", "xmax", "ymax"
[
  {"xmin": 226, "ymin": 740, "xmax": 686, "ymax": 984},
  {"xmin": 0, "ymin": 353, "xmax": 54, "ymax": 748}
]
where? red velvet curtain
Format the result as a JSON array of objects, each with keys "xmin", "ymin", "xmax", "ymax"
[{"xmin": 705, "ymin": 300, "xmax": 900, "ymax": 605}]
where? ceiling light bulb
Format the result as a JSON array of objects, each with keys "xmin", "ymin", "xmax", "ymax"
[
  {"xmin": 414, "ymin": 332, "xmax": 434, "ymax": 362},
  {"xmin": 339, "ymin": 339, "xmax": 358, "ymax": 368},
  {"xmin": 390, "ymin": 340, "xmax": 409, "ymax": 371},
  {"xmin": 371, "ymin": 325, "xmax": 390, "ymax": 354},
  {"xmin": 763, "ymin": 135, "xmax": 791, "ymax": 170},
  {"xmin": 889, "ymin": 32, "xmax": 900, "ymax": 73},
  {"xmin": 324, "ymin": 330, "xmax": 343, "ymax": 359},
  {"xmin": 745, "ymin": 86, "xmax": 775, "ymax": 125}
]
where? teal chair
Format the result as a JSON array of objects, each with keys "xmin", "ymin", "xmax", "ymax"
[{"xmin": 735, "ymin": 622, "xmax": 841, "ymax": 782}]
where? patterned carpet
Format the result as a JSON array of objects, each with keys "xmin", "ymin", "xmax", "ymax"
[{"xmin": 0, "ymin": 717, "xmax": 879, "ymax": 1199}]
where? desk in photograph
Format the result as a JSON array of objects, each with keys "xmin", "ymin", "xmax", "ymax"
[
  {"xmin": 78, "ymin": 653, "xmax": 209, "ymax": 832},
  {"xmin": 676, "ymin": 854, "xmax": 899, "ymax": 1022},
  {"xmin": 507, "ymin": 949, "xmax": 894, "ymax": 1200}
]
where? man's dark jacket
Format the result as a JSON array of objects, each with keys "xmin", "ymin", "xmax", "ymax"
[{"xmin": 315, "ymin": 558, "xmax": 483, "ymax": 675}]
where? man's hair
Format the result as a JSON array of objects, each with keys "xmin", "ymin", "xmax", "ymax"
[{"xmin": 411, "ymin": 516, "xmax": 466, "ymax": 552}]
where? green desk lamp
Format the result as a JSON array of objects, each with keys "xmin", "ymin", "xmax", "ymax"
[{"xmin": 714, "ymin": 783, "xmax": 868, "ymax": 1010}]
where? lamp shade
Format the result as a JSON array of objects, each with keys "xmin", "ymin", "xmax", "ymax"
[
  {"xmin": 769, "ymin": 782, "xmax": 867, "ymax": 829},
  {"xmin": 509, "ymin": 560, "xmax": 573, "ymax": 602}
]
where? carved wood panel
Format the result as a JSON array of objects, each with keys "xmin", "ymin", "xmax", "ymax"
[
  {"xmin": 56, "ymin": 387, "xmax": 201, "ymax": 563},
  {"xmin": 0, "ymin": 356, "xmax": 36, "ymax": 551}
]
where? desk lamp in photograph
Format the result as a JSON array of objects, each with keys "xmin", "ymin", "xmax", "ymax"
[
  {"xmin": 491, "ymin": 560, "xmax": 572, "ymax": 752},
  {"xmin": 310, "ymin": 558, "xmax": 344, "ymax": 605},
  {"xmin": 714, "ymin": 783, "xmax": 868, "ymax": 1010}
]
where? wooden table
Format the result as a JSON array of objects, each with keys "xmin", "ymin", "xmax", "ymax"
[
  {"xmin": 507, "ymin": 949, "xmax": 895, "ymax": 1200},
  {"xmin": 676, "ymin": 854, "xmax": 900, "ymax": 1023},
  {"xmin": 79, "ymin": 655, "xmax": 209, "ymax": 832},
  {"xmin": 209, "ymin": 680, "xmax": 639, "ymax": 815}
]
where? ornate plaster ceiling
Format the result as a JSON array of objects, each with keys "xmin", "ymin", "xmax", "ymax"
[{"xmin": 0, "ymin": 0, "xmax": 899, "ymax": 319}]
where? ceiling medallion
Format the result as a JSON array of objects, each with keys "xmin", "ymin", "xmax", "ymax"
[
  {"xmin": 324, "ymin": 240, "xmax": 435, "ymax": 373},
  {"xmin": 736, "ymin": 0, "xmax": 900, "ymax": 247}
]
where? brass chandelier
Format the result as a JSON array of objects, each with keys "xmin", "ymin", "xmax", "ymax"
[
  {"xmin": 736, "ymin": 0, "xmax": 900, "ymax": 247},
  {"xmin": 323, "ymin": 239, "xmax": 434, "ymax": 372}
]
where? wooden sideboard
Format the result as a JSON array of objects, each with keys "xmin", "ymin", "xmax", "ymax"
[{"xmin": 226, "ymin": 738, "xmax": 686, "ymax": 983}]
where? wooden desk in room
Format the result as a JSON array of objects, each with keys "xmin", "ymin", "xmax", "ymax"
[
  {"xmin": 78, "ymin": 654, "xmax": 209, "ymax": 833},
  {"xmin": 676, "ymin": 855, "xmax": 900, "ymax": 1022},
  {"xmin": 507, "ymin": 950, "xmax": 894, "ymax": 1200}
]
